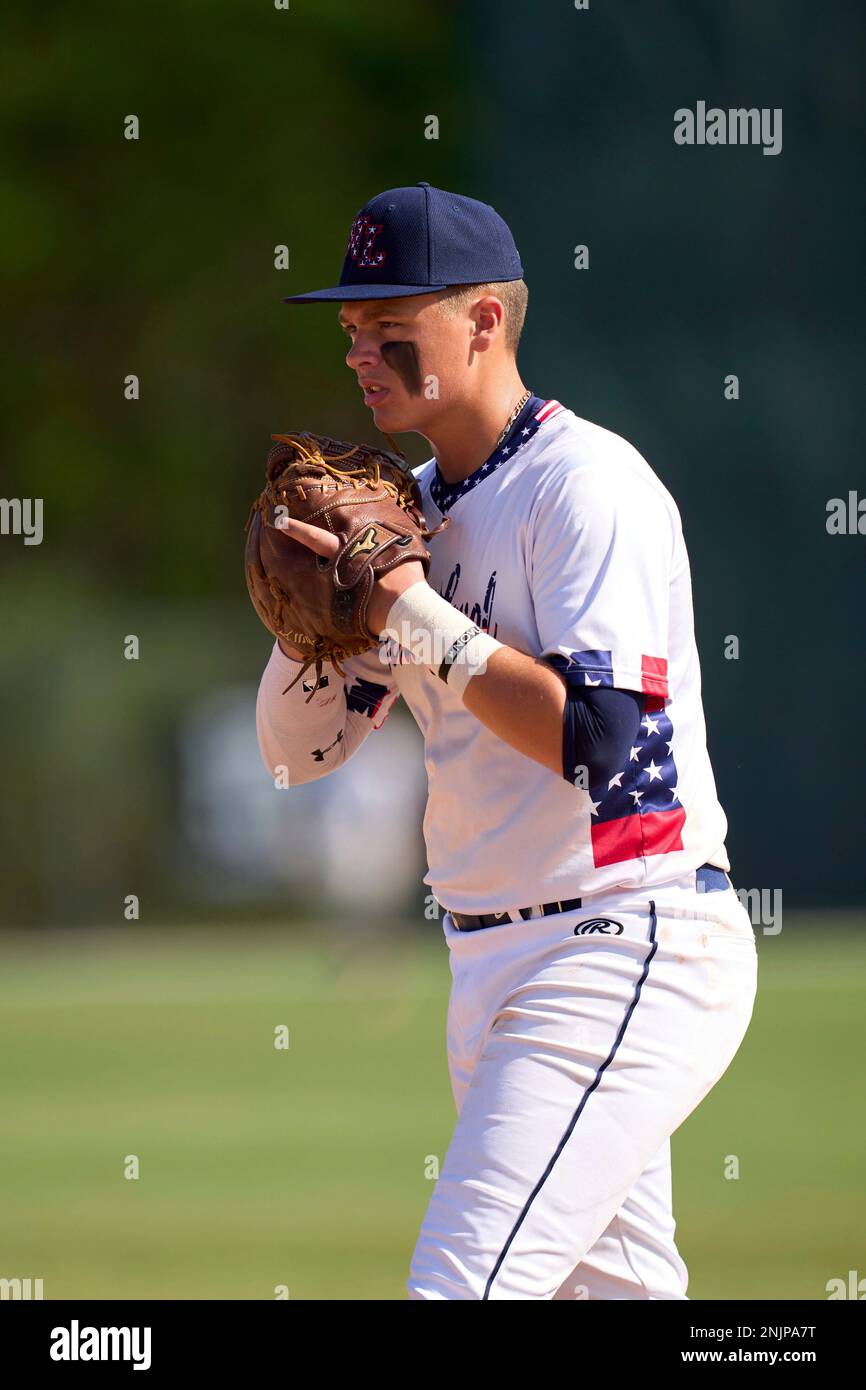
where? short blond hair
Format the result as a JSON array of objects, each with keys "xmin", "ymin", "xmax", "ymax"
[{"xmin": 437, "ymin": 279, "xmax": 529, "ymax": 356}]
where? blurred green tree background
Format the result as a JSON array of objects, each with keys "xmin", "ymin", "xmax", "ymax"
[
  {"xmin": 1, "ymin": 0, "xmax": 863, "ymax": 925},
  {"xmin": 1, "ymin": 0, "xmax": 469, "ymax": 925}
]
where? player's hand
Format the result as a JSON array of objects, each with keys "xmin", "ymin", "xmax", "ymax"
[{"xmin": 274, "ymin": 514, "xmax": 426, "ymax": 641}]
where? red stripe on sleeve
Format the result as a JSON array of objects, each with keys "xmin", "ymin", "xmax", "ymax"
[
  {"xmin": 591, "ymin": 807, "xmax": 686, "ymax": 867},
  {"xmin": 641, "ymin": 654, "xmax": 669, "ymax": 698}
]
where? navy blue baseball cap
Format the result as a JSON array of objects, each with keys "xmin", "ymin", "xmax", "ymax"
[{"xmin": 282, "ymin": 182, "xmax": 523, "ymax": 303}]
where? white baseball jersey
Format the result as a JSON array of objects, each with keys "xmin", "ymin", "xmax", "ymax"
[{"xmin": 256, "ymin": 393, "xmax": 730, "ymax": 914}]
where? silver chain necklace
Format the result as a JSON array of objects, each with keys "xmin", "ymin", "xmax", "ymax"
[{"xmin": 493, "ymin": 389, "xmax": 531, "ymax": 451}]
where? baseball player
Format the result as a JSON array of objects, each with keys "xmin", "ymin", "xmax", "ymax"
[{"xmin": 255, "ymin": 183, "xmax": 758, "ymax": 1299}]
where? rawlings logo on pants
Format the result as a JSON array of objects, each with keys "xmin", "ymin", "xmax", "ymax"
[{"xmin": 573, "ymin": 918, "xmax": 624, "ymax": 935}]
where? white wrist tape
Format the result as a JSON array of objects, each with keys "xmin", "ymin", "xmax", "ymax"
[{"xmin": 381, "ymin": 581, "xmax": 504, "ymax": 698}]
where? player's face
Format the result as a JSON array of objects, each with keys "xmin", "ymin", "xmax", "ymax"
[{"xmin": 339, "ymin": 293, "xmax": 470, "ymax": 435}]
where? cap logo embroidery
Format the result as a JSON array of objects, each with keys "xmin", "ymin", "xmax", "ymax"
[{"xmin": 347, "ymin": 215, "xmax": 386, "ymax": 268}]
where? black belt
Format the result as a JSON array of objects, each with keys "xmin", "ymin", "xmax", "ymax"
[{"xmin": 445, "ymin": 862, "xmax": 731, "ymax": 932}]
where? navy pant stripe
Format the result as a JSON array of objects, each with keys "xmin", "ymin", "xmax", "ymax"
[{"xmin": 482, "ymin": 899, "xmax": 659, "ymax": 1299}]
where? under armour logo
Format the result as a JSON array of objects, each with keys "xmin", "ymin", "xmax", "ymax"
[
  {"xmin": 347, "ymin": 215, "xmax": 386, "ymax": 268},
  {"xmin": 312, "ymin": 730, "xmax": 344, "ymax": 762}
]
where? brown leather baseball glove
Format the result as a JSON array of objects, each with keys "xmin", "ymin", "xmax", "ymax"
[{"xmin": 245, "ymin": 431, "xmax": 445, "ymax": 699}]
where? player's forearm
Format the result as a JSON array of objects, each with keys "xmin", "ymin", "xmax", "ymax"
[
  {"xmin": 460, "ymin": 646, "xmax": 566, "ymax": 774},
  {"xmin": 381, "ymin": 581, "xmax": 566, "ymax": 775}
]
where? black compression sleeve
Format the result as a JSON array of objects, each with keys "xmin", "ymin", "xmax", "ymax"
[{"xmin": 562, "ymin": 685, "xmax": 645, "ymax": 789}]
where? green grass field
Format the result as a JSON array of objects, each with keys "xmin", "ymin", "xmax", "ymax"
[{"xmin": 1, "ymin": 919, "xmax": 863, "ymax": 1300}]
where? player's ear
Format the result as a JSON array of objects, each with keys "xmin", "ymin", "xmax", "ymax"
[{"xmin": 470, "ymin": 296, "xmax": 504, "ymax": 350}]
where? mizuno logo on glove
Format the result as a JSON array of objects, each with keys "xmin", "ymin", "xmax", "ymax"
[{"xmin": 347, "ymin": 526, "xmax": 379, "ymax": 558}]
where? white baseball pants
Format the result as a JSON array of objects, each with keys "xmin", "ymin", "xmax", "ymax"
[{"xmin": 408, "ymin": 874, "xmax": 758, "ymax": 1300}]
